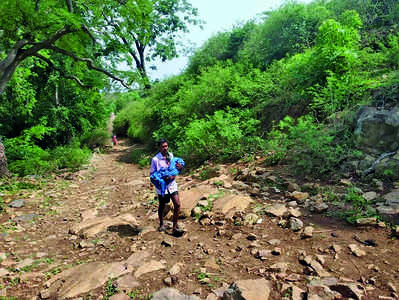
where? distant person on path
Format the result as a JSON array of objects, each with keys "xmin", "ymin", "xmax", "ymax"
[
  {"xmin": 150, "ymin": 138, "xmax": 184, "ymax": 237},
  {"xmin": 112, "ymin": 135, "xmax": 117, "ymax": 147}
]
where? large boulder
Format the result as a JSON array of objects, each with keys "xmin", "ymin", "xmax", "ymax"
[{"xmin": 354, "ymin": 106, "xmax": 399, "ymax": 154}]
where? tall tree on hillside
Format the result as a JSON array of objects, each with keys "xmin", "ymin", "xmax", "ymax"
[
  {"xmin": 100, "ymin": 0, "xmax": 201, "ymax": 88},
  {"xmin": 0, "ymin": 0, "xmax": 200, "ymax": 176}
]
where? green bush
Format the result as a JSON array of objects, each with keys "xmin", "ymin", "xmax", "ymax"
[
  {"xmin": 266, "ymin": 115, "xmax": 347, "ymax": 179},
  {"xmin": 51, "ymin": 142, "xmax": 91, "ymax": 170},
  {"xmin": 4, "ymin": 124, "xmax": 91, "ymax": 176},
  {"xmin": 113, "ymin": 98, "xmax": 152, "ymax": 141},
  {"xmin": 131, "ymin": 148, "xmax": 151, "ymax": 169},
  {"xmin": 80, "ymin": 127, "xmax": 110, "ymax": 150},
  {"xmin": 4, "ymin": 124, "xmax": 56, "ymax": 176},
  {"xmin": 239, "ymin": 2, "xmax": 328, "ymax": 69},
  {"xmin": 177, "ymin": 109, "xmax": 262, "ymax": 165}
]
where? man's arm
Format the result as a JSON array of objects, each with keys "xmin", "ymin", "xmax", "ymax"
[{"xmin": 149, "ymin": 157, "xmax": 157, "ymax": 176}]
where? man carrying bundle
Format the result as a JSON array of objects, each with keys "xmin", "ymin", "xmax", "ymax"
[{"xmin": 150, "ymin": 138, "xmax": 184, "ymax": 237}]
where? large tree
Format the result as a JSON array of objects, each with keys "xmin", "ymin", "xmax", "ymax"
[
  {"xmin": 0, "ymin": 0, "xmax": 200, "ymax": 176},
  {"xmin": 100, "ymin": 0, "xmax": 200, "ymax": 88}
]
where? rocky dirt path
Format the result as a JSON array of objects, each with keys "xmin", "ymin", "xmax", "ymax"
[{"xmin": 0, "ymin": 140, "xmax": 398, "ymax": 299}]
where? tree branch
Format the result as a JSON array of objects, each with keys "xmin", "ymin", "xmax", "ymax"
[
  {"xmin": 47, "ymin": 45, "xmax": 129, "ymax": 88},
  {"xmin": 35, "ymin": 0, "xmax": 40, "ymax": 12},
  {"xmin": 66, "ymin": 0, "xmax": 73, "ymax": 13},
  {"xmin": 33, "ymin": 53, "xmax": 85, "ymax": 87}
]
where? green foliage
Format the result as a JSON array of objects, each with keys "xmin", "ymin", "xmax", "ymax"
[
  {"xmin": 4, "ymin": 123, "xmax": 56, "ymax": 176},
  {"xmin": 240, "ymin": 2, "xmax": 328, "ymax": 69},
  {"xmin": 106, "ymin": 91, "xmax": 140, "ymax": 113},
  {"xmin": 99, "ymin": 0, "xmax": 202, "ymax": 86},
  {"xmin": 113, "ymin": 98, "xmax": 152, "ymax": 141},
  {"xmin": 0, "ymin": 197, "xmax": 4, "ymax": 214},
  {"xmin": 177, "ymin": 109, "xmax": 262, "ymax": 165},
  {"xmin": 131, "ymin": 148, "xmax": 151, "ymax": 168},
  {"xmin": 104, "ymin": 278, "xmax": 119, "ymax": 300},
  {"xmin": 4, "ymin": 125, "xmax": 90, "ymax": 176},
  {"xmin": 266, "ymin": 115, "xmax": 347, "ymax": 179},
  {"xmin": 80, "ymin": 127, "xmax": 110, "ymax": 150},
  {"xmin": 345, "ymin": 187, "xmax": 368, "ymax": 209},
  {"xmin": 186, "ymin": 21, "xmax": 255, "ymax": 75},
  {"xmin": 334, "ymin": 187, "xmax": 378, "ymax": 223},
  {"xmin": 50, "ymin": 142, "xmax": 91, "ymax": 171},
  {"xmin": 127, "ymin": 290, "xmax": 152, "ymax": 300},
  {"xmin": 309, "ymin": 72, "xmax": 369, "ymax": 118}
]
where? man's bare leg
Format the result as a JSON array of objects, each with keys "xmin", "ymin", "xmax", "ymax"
[
  {"xmin": 171, "ymin": 194, "xmax": 181, "ymax": 233},
  {"xmin": 158, "ymin": 197, "xmax": 166, "ymax": 231}
]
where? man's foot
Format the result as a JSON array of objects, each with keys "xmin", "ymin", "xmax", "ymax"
[
  {"xmin": 172, "ymin": 229, "xmax": 184, "ymax": 237},
  {"xmin": 158, "ymin": 226, "xmax": 166, "ymax": 232}
]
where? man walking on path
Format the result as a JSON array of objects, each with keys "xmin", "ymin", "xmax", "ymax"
[{"xmin": 150, "ymin": 139, "xmax": 184, "ymax": 237}]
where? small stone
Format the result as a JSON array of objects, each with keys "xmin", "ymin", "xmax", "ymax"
[
  {"xmin": 290, "ymin": 191, "xmax": 309, "ymax": 203},
  {"xmin": 267, "ymin": 262, "xmax": 289, "ymax": 273},
  {"xmin": 363, "ymin": 191, "xmax": 377, "ymax": 201},
  {"xmin": 78, "ymin": 240, "xmax": 94, "ymax": 249},
  {"xmin": 330, "ymin": 244, "xmax": 342, "ymax": 253},
  {"xmin": 302, "ymin": 226, "xmax": 313, "ymax": 238},
  {"xmin": 311, "ymin": 202, "xmax": 329, "ymax": 213},
  {"xmin": 9, "ymin": 199, "xmax": 25, "ymax": 208},
  {"xmin": 367, "ymin": 264, "xmax": 380, "ymax": 272},
  {"xmin": 40, "ymin": 289, "xmax": 51, "ymax": 299},
  {"xmin": 355, "ymin": 217, "xmax": 377, "ymax": 226},
  {"xmin": 256, "ymin": 249, "xmax": 272, "ymax": 258},
  {"xmin": 197, "ymin": 200, "xmax": 209, "ymax": 207},
  {"xmin": 289, "ymin": 218, "xmax": 303, "ymax": 231},
  {"xmin": 169, "ymin": 263, "xmax": 182, "ymax": 276},
  {"xmin": 161, "ymin": 239, "xmax": 174, "ymax": 247},
  {"xmin": 348, "ymin": 244, "xmax": 366, "ymax": 257},
  {"xmin": 272, "ymin": 248, "xmax": 281, "ymax": 256},
  {"xmin": 163, "ymin": 277, "xmax": 173, "ymax": 287},
  {"xmin": 316, "ymin": 255, "xmax": 326, "ymax": 266},
  {"xmin": 244, "ymin": 213, "xmax": 259, "ymax": 225},
  {"xmin": 247, "ymin": 233, "xmax": 257, "ymax": 241},
  {"xmin": 288, "ymin": 182, "xmax": 300, "ymax": 192},
  {"xmin": 388, "ymin": 282, "xmax": 397, "ymax": 293},
  {"xmin": 247, "ymin": 242, "xmax": 259, "ymax": 249},
  {"xmin": 267, "ymin": 239, "xmax": 281, "ymax": 246},
  {"xmin": 191, "ymin": 207, "xmax": 202, "ymax": 217}
]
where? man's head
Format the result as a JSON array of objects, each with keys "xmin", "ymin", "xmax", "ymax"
[{"xmin": 157, "ymin": 138, "xmax": 169, "ymax": 156}]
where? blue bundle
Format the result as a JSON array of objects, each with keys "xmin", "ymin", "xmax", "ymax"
[{"xmin": 150, "ymin": 157, "xmax": 185, "ymax": 196}]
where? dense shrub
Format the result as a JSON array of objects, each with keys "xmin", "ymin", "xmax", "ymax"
[
  {"xmin": 239, "ymin": 2, "xmax": 328, "ymax": 69},
  {"xmin": 51, "ymin": 142, "xmax": 91, "ymax": 170},
  {"xmin": 113, "ymin": 98, "xmax": 152, "ymax": 142},
  {"xmin": 186, "ymin": 21, "xmax": 256, "ymax": 75},
  {"xmin": 266, "ymin": 115, "xmax": 347, "ymax": 179},
  {"xmin": 177, "ymin": 109, "xmax": 262, "ymax": 165},
  {"xmin": 80, "ymin": 127, "xmax": 110, "ymax": 150},
  {"xmin": 4, "ymin": 124, "xmax": 91, "ymax": 176}
]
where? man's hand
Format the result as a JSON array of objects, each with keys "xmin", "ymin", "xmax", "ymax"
[{"xmin": 166, "ymin": 176, "xmax": 176, "ymax": 181}]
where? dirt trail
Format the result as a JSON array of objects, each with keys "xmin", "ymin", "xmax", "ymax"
[{"xmin": 0, "ymin": 140, "xmax": 398, "ymax": 299}]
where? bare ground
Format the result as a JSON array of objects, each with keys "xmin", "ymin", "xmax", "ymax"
[{"xmin": 0, "ymin": 140, "xmax": 398, "ymax": 299}]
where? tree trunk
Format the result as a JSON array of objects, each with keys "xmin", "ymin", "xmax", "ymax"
[{"xmin": 0, "ymin": 141, "xmax": 10, "ymax": 178}]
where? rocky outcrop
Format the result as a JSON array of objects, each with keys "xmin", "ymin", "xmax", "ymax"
[{"xmin": 354, "ymin": 106, "xmax": 399, "ymax": 154}]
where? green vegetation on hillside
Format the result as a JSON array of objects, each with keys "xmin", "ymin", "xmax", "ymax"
[{"xmin": 114, "ymin": 0, "xmax": 399, "ymax": 181}]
